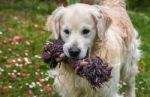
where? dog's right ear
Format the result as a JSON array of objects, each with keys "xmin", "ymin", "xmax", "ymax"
[
  {"xmin": 91, "ymin": 6, "xmax": 112, "ymax": 41},
  {"xmin": 46, "ymin": 7, "xmax": 65, "ymax": 39}
]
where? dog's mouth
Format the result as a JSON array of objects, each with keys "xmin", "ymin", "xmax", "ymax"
[
  {"xmin": 85, "ymin": 48, "xmax": 89, "ymax": 59},
  {"xmin": 42, "ymin": 39, "xmax": 112, "ymax": 88}
]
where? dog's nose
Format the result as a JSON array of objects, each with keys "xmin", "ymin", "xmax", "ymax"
[{"xmin": 69, "ymin": 47, "xmax": 81, "ymax": 58}]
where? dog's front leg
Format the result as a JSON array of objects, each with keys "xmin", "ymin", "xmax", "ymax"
[
  {"xmin": 96, "ymin": 63, "xmax": 123, "ymax": 97},
  {"xmin": 110, "ymin": 63, "xmax": 123, "ymax": 97},
  {"xmin": 124, "ymin": 76, "xmax": 136, "ymax": 97},
  {"xmin": 123, "ymin": 61, "xmax": 138, "ymax": 97}
]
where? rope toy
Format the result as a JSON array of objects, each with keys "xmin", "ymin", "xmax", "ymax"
[{"xmin": 41, "ymin": 39, "xmax": 112, "ymax": 88}]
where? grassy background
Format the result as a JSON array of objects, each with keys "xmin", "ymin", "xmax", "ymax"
[{"xmin": 0, "ymin": 0, "xmax": 150, "ymax": 97}]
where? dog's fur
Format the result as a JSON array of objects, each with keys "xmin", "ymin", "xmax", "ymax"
[{"xmin": 46, "ymin": 0, "xmax": 141, "ymax": 97}]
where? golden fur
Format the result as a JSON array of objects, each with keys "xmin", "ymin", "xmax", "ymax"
[{"xmin": 46, "ymin": 0, "xmax": 141, "ymax": 97}]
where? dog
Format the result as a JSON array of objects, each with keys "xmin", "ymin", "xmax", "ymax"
[{"xmin": 46, "ymin": 0, "xmax": 141, "ymax": 97}]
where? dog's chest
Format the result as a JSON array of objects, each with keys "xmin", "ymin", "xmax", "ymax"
[{"xmin": 53, "ymin": 65, "xmax": 113, "ymax": 97}]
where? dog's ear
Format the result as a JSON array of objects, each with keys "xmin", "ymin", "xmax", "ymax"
[
  {"xmin": 46, "ymin": 7, "xmax": 65, "ymax": 39},
  {"xmin": 91, "ymin": 6, "xmax": 112, "ymax": 41}
]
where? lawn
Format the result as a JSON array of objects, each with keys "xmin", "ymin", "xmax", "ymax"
[{"xmin": 0, "ymin": 1, "xmax": 150, "ymax": 97}]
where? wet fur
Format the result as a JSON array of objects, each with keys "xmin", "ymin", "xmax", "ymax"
[{"xmin": 46, "ymin": 0, "xmax": 141, "ymax": 97}]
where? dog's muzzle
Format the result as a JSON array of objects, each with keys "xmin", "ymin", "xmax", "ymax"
[
  {"xmin": 69, "ymin": 47, "xmax": 81, "ymax": 58},
  {"xmin": 68, "ymin": 47, "xmax": 89, "ymax": 59}
]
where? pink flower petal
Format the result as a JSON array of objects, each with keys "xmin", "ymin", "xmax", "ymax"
[
  {"xmin": 28, "ymin": 89, "xmax": 33, "ymax": 95},
  {"xmin": 38, "ymin": 79, "xmax": 45, "ymax": 84},
  {"xmin": 11, "ymin": 36, "xmax": 21, "ymax": 42},
  {"xmin": 42, "ymin": 86, "xmax": 52, "ymax": 91}
]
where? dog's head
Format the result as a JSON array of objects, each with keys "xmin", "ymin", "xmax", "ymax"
[{"xmin": 46, "ymin": 4, "xmax": 111, "ymax": 59}]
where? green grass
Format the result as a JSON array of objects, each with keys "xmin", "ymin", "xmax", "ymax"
[
  {"xmin": 129, "ymin": 11, "xmax": 150, "ymax": 97},
  {"xmin": 0, "ymin": 2, "xmax": 58, "ymax": 97},
  {"xmin": 0, "ymin": 1, "xmax": 150, "ymax": 97}
]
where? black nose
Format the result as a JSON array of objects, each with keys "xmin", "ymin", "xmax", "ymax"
[{"xmin": 69, "ymin": 47, "xmax": 81, "ymax": 58}]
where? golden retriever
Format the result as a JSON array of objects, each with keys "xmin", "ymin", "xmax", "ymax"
[{"xmin": 46, "ymin": 0, "xmax": 141, "ymax": 97}]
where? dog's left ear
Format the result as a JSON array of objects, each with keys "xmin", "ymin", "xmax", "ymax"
[
  {"xmin": 91, "ymin": 6, "xmax": 112, "ymax": 41},
  {"xmin": 46, "ymin": 7, "xmax": 66, "ymax": 39}
]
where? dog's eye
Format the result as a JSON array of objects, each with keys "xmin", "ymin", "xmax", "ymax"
[
  {"xmin": 64, "ymin": 29, "xmax": 70, "ymax": 35},
  {"xmin": 82, "ymin": 29, "xmax": 90, "ymax": 35}
]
